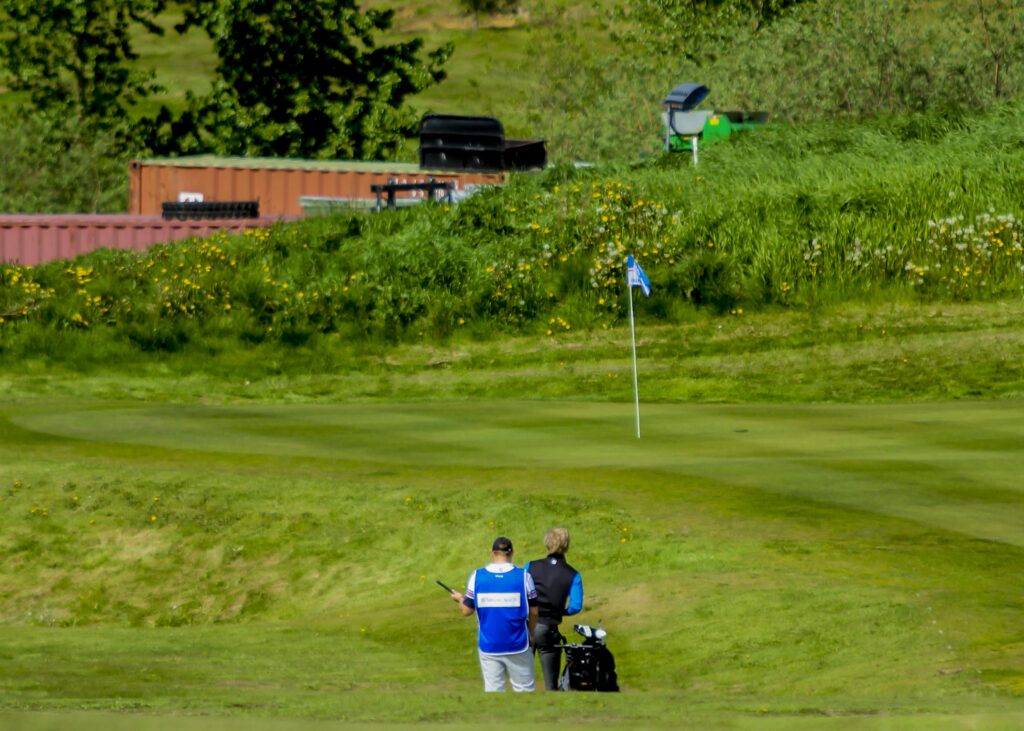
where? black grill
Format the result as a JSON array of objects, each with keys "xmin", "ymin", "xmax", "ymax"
[{"xmin": 161, "ymin": 201, "xmax": 259, "ymax": 221}]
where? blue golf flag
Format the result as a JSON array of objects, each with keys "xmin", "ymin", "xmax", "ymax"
[{"xmin": 627, "ymin": 255, "xmax": 651, "ymax": 296}]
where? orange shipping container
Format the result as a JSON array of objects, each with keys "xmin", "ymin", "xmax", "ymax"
[{"xmin": 129, "ymin": 156, "xmax": 505, "ymax": 216}]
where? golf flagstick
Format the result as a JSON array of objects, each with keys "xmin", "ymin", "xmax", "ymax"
[
  {"xmin": 628, "ymin": 277, "xmax": 641, "ymax": 439},
  {"xmin": 625, "ymin": 255, "xmax": 650, "ymax": 439}
]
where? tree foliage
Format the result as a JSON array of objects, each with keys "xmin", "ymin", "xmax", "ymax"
[
  {"xmin": 144, "ymin": 0, "xmax": 451, "ymax": 160},
  {"xmin": 0, "ymin": 0, "xmax": 166, "ymax": 130}
]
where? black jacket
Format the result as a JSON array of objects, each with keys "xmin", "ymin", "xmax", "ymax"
[{"xmin": 527, "ymin": 553, "xmax": 580, "ymax": 626}]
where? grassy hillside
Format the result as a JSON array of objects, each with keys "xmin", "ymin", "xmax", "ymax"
[
  {"xmin": 123, "ymin": 0, "xmax": 1017, "ymax": 160},
  {"xmin": 3, "ymin": 104, "xmax": 1024, "ymax": 369}
]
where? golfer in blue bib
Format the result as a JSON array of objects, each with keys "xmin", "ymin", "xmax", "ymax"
[{"xmin": 449, "ymin": 536, "xmax": 538, "ymax": 691}]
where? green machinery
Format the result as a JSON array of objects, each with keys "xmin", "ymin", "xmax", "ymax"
[{"xmin": 662, "ymin": 83, "xmax": 768, "ymax": 163}]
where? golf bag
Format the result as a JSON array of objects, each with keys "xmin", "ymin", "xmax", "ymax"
[{"xmin": 556, "ymin": 623, "xmax": 619, "ymax": 692}]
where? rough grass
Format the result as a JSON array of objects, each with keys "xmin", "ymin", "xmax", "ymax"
[{"xmin": 2, "ymin": 301, "xmax": 1023, "ymax": 404}]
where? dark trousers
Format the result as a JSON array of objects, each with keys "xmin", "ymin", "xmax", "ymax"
[{"xmin": 533, "ymin": 623, "xmax": 565, "ymax": 690}]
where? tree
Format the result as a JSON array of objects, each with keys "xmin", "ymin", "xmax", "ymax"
[
  {"xmin": 0, "ymin": 0, "xmax": 166, "ymax": 132},
  {"xmin": 457, "ymin": 0, "xmax": 519, "ymax": 30},
  {"xmin": 144, "ymin": 0, "xmax": 451, "ymax": 160}
]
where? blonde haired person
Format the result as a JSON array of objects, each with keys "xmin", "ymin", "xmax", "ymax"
[{"xmin": 525, "ymin": 527, "xmax": 584, "ymax": 690}]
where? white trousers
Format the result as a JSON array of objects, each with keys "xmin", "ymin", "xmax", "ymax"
[{"xmin": 478, "ymin": 648, "xmax": 535, "ymax": 692}]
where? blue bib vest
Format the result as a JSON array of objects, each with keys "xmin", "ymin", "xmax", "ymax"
[{"xmin": 473, "ymin": 566, "xmax": 530, "ymax": 654}]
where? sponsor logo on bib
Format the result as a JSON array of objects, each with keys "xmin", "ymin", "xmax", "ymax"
[{"xmin": 476, "ymin": 592, "xmax": 521, "ymax": 608}]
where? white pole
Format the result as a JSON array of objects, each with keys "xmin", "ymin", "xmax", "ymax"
[{"xmin": 628, "ymin": 284, "xmax": 641, "ymax": 439}]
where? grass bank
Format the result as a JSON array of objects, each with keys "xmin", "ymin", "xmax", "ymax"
[
  {"xmin": 1, "ymin": 301, "xmax": 1024, "ymax": 404},
  {"xmin": 3, "ymin": 104, "xmax": 1024, "ymax": 364}
]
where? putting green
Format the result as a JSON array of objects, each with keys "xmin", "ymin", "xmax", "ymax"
[{"xmin": 13, "ymin": 399, "xmax": 1024, "ymax": 547}]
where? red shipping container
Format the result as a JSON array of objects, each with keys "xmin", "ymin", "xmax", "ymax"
[{"xmin": 0, "ymin": 215, "xmax": 288, "ymax": 267}]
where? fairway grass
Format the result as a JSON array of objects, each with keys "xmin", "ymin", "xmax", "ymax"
[{"xmin": 1, "ymin": 395, "xmax": 1022, "ymax": 726}]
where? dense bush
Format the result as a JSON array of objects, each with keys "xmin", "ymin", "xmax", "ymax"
[{"xmin": 0, "ymin": 111, "xmax": 130, "ymax": 213}]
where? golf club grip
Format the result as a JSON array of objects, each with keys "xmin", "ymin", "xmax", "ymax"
[{"xmin": 436, "ymin": 580, "xmax": 454, "ymax": 593}]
